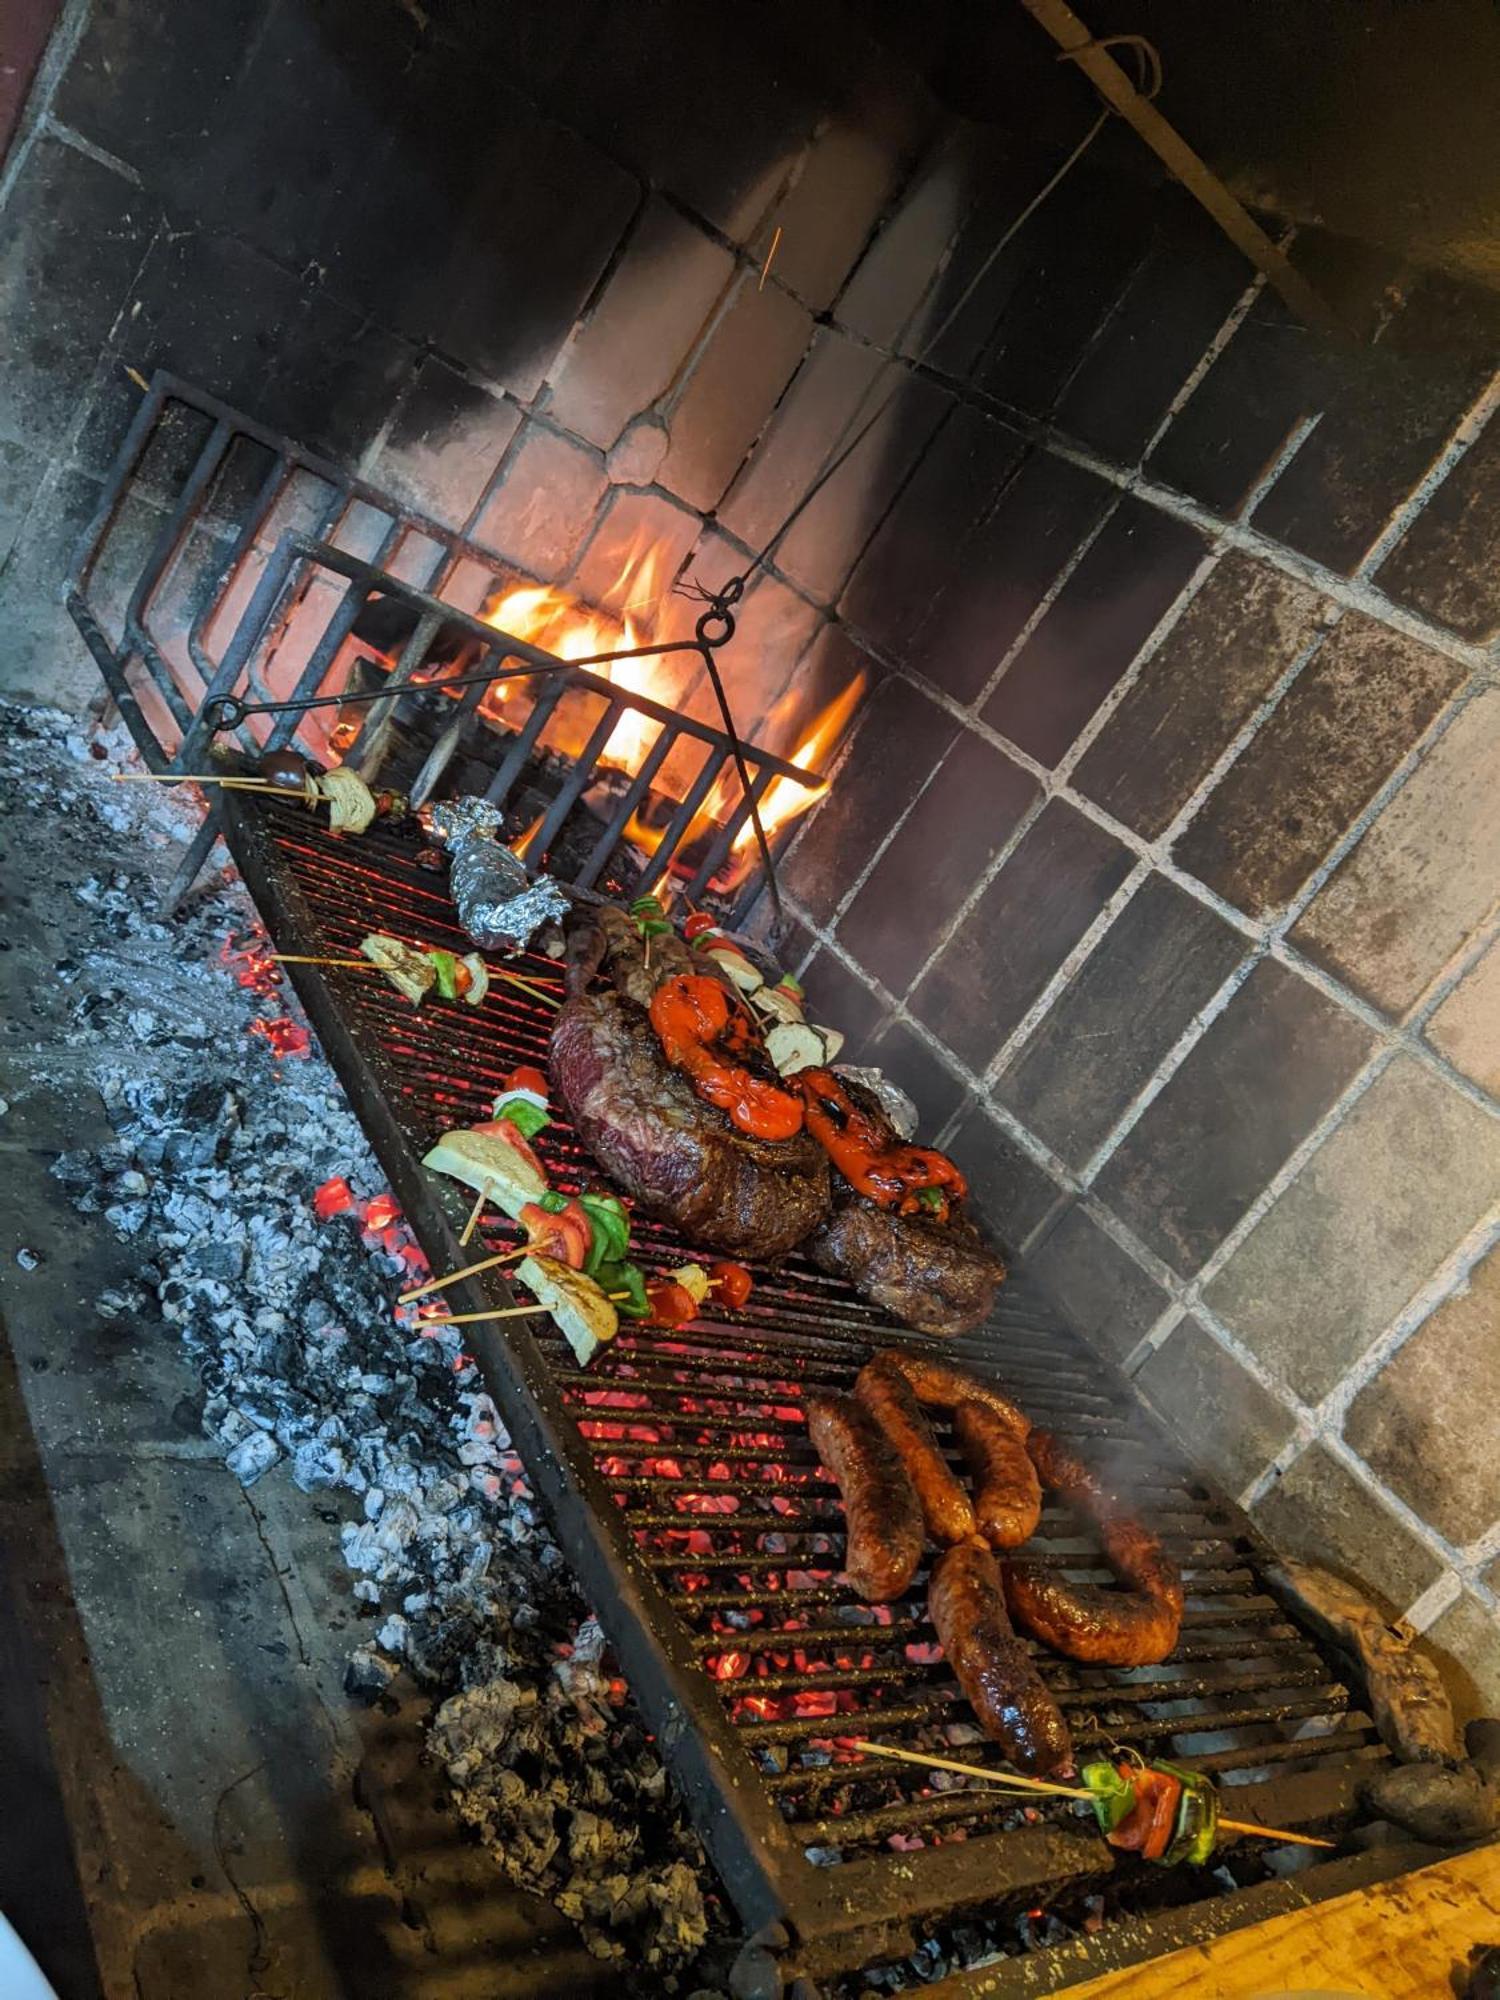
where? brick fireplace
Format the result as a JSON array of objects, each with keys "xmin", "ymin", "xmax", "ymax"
[{"xmin": 1, "ymin": 0, "xmax": 1498, "ymax": 1869}]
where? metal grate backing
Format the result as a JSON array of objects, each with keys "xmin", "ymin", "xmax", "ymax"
[{"xmin": 218, "ymin": 792, "xmax": 1389, "ymax": 1986}]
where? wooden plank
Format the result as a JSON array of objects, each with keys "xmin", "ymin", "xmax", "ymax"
[
  {"xmin": 1018, "ymin": 0, "xmax": 1348, "ymax": 340},
  {"xmin": 1062, "ymin": 1841, "xmax": 1500, "ymax": 1998}
]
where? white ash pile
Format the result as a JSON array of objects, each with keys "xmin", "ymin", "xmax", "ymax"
[{"xmin": 12, "ymin": 704, "xmax": 712, "ymax": 1974}]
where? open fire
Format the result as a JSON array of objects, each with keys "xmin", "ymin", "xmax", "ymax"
[{"xmin": 469, "ymin": 529, "xmax": 867, "ymax": 888}]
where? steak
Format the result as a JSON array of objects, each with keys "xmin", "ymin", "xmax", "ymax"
[
  {"xmin": 802, "ymin": 1076, "xmax": 1005, "ymax": 1334},
  {"xmin": 550, "ymin": 908, "xmax": 830, "ymax": 1258},
  {"xmin": 806, "ymin": 1194, "xmax": 1004, "ymax": 1334}
]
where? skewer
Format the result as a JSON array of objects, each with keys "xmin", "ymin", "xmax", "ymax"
[
  {"xmin": 847, "ymin": 1741, "xmax": 1338, "ymax": 1850},
  {"xmin": 500, "ymin": 968, "xmax": 562, "ymax": 1005},
  {"xmin": 111, "ymin": 772, "xmax": 283, "ymax": 791},
  {"xmin": 458, "ymin": 1188, "xmax": 488, "ymax": 1247},
  {"xmin": 421, "ymin": 1301, "xmax": 542, "ymax": 1326},
  {"xmin": 270, "ymin": 955, "xmax": 371, "ymax": 968},
  {"xmin": 398, "ymin": 1244, "xmax": 525, "ymax": 1303}
]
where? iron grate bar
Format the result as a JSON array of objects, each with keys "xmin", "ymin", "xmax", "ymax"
[{"xmin": 210, "ymin": 791, "xmax": 1383, "ymax": 1971}]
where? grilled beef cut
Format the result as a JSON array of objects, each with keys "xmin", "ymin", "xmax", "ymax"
[
  {"xmin": 803, "ymin": 1080, "xmax": 1005, "ymax": 1334},
  {"xmin": 550, "ymin": 909, "xmax": 830, "ymax": 1259}
]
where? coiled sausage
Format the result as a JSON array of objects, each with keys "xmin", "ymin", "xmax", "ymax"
[
  {"xmin": 955, "ymin": 1400, "xmax": 1042, "ymax": 1549},
  {"xmin": 805, "ymin": 1391, "xmax": 923, "ymax": 1602},
  {"xmin": 855, "ymin": 1357, "xmax": 975, "ymax": 1545},
  {"xmin": 930, "ymin": 1538, "xmax": 1072, "ymax": 1774}
]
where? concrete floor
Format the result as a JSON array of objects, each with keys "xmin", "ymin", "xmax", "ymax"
[{"xmin": 0, "ymin": 723, "xmax": 616, "ymax": 1998}]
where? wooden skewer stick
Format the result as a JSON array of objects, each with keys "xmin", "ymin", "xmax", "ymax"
[
  {"xmin": 500, "ymin": 969, "xmax": 562, "ymax": 1006},
  {"xmin": 111, "ymin": 772, "xmax": 282, "ymax": 790},
  {"xmin": 270, "ymin": 955, "xmax": 373, "ymax": 968},
  {"xmin": 398, "ymin": 1244, "xmax": 525, "ymax": 1304},
  {"xmin": 458, "ymin": 1187, "xmax": 489, "ymax": 1247},
  {"xmin": 847, "ymin": 1740, "xmax": 1338, "ymax": 1850},
  {"xmin": 421, "ymin": 1301, "xmax": 543, "ymax": 1326}
]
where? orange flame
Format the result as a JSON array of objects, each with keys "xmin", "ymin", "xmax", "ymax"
[
  {"xmin": 729, "ymin": 669, "xmax": 867, "ymax": 855},
  {"xmin": 480, "ymin": 535, "xmax": 670, "ymax": 772}
]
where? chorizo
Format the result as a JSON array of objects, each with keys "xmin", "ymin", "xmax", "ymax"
[
  {"xmin": 882, "ymin": 1352, "xmax": 1031, "ymax": 1441},
  {"xmin": 805, "ymin": 1391, "xmax": 923, "ymax": 1603},
  {"xmin": 855, "ymin": 1357, "xmax": 975, "ymax": 1545},
  {"xmin": 1004, "ymin": 1429, "xmax": 1184, "ymax": 1668},
  {"xmin": 929, "ymin": 1538, "xmax": 1072, "ymax": 1775},
  {"xmin": 955, "ymin": 1399, "xmax": 1042, "ymax": 1549}
]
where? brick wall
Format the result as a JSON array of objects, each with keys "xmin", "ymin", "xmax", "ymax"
[
  {"xmin": 4, "ymin": 0, "xmax": 1496, "ymax": 1704},
  {"xmin": 0, "ymin": 0, "xmax": 940, "ymax": 750},
  {"xmin": 756, "ymin": 165, "xmax": 1500, "ymax": 1712}
]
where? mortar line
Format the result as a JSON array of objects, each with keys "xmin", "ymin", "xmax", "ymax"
[
  {"xmin": 1401, "ymin": 1574, "xmax": 1464, "ymax": 1636},
  {"xmin": 1140, "ymin": 265, "xmax": 1275, "ymax": 458},
  {"xmin": 1311, "ymin": 1206, "xmax": 1500, "ymax": 1432},
  {"xmin": 983, "ymin": 859, "xmax": 1152, "ymax": 1083},
  {"xmin": 1355, "ymin": 365, "xmax": 1500, "ymax": 579},
  {"xmin": 971, "ymin": 495, "xmax": 1123, "ymax": 712},
  {"xmin": 0, "ymin": 0, "xmax": 93, "ymax": 213},
  {"xmin": 1074, "ymin": 947, "xmax": 1266, "ymax": 1184}
]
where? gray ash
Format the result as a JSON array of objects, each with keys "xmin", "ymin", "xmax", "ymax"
[{"xmin": 9, "ymin": 704, "xmax": 711, "ymax": 1976}]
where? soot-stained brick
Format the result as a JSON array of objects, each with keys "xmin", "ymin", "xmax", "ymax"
[
  {"xmin": 546, "ymin": 199, "xmax": 732, "ymax": 451},
  {"xmin": 1054, "ymin": 197, "xmax": 1251, "ymax": 465},
  {"xmin": 1344, "ymin": 1248, "xmax": 1500, "ymax": 1548},
  {"xmin": 1072, "ymin": 553, "xmax": 1324, "ymax": 840},
  {"xmin": 373, "ymin": 361, "xmax": 521, "ymax": 529},
  {"xmin": 904, "ymin": 451, "xmax": 1114, "ymax": 708},
  {"xmin": 1377, "ymin": 417, "xmax": 1500, "ymax": 640},
  {"xmin": 1206, "ymin": 1056, "xmax": 1500, "ymax": 1404},
  {"xmin": 1136, "ymin": 1318, "xmax": 1295, "ymax": 1496},
  {"xmin": 983, "ymin": 497, "xmax": 1207, "ymax": 768},
  {"xmin": 1251, "ymin": 270, "xmax": 1500, "ymax": 575},
  {"xmin": 656, "ymin": 279, "xmax": 813, "ymax": 513},
  {"xmin": 1173, "ymin": 613, "xmax": 1464, "ymax": 920},
  {"xmin": 781, "ymin": 676, "xmax": 959, "ymax": 926},
  {"xmin": 909, "ymin": 800, "xmax": 1132, "ymax": 1073},
  {"xmin": 1094, "ymin": 958, "xmax": 1374, "ymax": 1276},
  {"xmin": 0, "ymin": 138, "xmax": 158, "ymax": 460},
  {"xmin": 1022, "ymin": 1206, "xmax": 1170, "ymax": 1367},
  {"xmin": 441, "ymin": 111, "xmax": 638, "ymax": 404},
  {"xmin": 1251, "ymin": 1445, "xmax": 1442, "ymax": 1617},
  {"xmin": 471, "ymin": 425, "xmax": 607, "ymax": 582},
  {"xmin": 835, "ymin": 730, "xmax": 1039, "ymax": 998},
  {"xmin": 841, "ymin": 404, "xmax": 1023, "ymax": 661},
  {"xmin": 1293, "ymin": 687, "xmax": 1500, "ymax": 1016},
  {"xmin": 943, "ymin": 1102, "xmax": 1068, "ymax": 1257},
  {"xmin": 993, "ymin": 874, "xmax": 1246, "ymax": 1170}
]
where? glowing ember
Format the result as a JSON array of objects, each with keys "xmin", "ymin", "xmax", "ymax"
[
  {"xmin": 362, "ymin": 1193, "xmax": 401, "ymax": 1231},
  {"xmin": 219, "ymin": 928, "xmax": 281, "ymax": 996},
  {"xmin": 312, "ymin": 1175, "xmax": 355, "ymax": 1219},
  {"xmin": 249, "ymin": 1015, "xmax": 311, "ymax": 1059}
]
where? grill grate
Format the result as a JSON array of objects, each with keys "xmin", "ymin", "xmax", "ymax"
[{"xmin": 218, "ymin": 792, "xmax": 1388, "ymax": 1984}]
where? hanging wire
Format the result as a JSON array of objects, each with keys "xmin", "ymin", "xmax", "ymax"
[{"xmin": 729, "ymin": 35, "xmax": 1164, "ymax": 589}]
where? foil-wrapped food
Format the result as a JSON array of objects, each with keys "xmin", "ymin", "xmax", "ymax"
[{"xmin": 421, "ymin": 795, "xmax": 570, "ymax": 952}]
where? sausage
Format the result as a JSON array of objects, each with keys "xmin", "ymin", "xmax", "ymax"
[
  {"xmin": 954, "ymin": 1400, "xmax": 1042, "ymax": 1549},
  {"xmin": 855, "ymin": 1357, "xmax": 975, "ymax": 1545},
  {"xmin": 882, "ymin": 1352, "xmax": 1031, "ymax": 1441},
  {"xmin": 805, "ymin": 1391, "xmax": 923, "ymax": 1603},
  {"xmin": 929, "ymin": 1539, "xmax": 1072, "ymax": 1775},
  {"xmin": 1004, "ymin": 1429, "xmax": 1184, "ymax": 1668}
]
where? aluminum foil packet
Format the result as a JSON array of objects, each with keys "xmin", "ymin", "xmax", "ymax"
[
  {"xmin": 422, "ymin": 795, "xmax": 571, "ymax": 952},
  {"xmin": 832, "ymin": 1065, "xmax": 919, "ymax": 1139}
]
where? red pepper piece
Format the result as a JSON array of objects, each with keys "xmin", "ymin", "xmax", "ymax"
[
  {"xmin": 1105, "ymin": 1765, "xmax": 1183, "ymax": 1861},
  {"xmin": 648, "ymin": 973, "xmax": 804, "ymax": 1142},
  {"xmin": 645, "ymin": 1280, "xmax": 699, "ymax": 1327}
]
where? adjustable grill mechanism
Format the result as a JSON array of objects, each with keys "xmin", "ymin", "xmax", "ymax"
[{"xmin": 218, "ymin": 789, "xmax": 1400, "ymax": 1993}]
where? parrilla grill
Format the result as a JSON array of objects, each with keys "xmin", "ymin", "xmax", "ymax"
[{"xmin": 218, "ymin": 788, "xmax": 1396, "ymax": 1989}]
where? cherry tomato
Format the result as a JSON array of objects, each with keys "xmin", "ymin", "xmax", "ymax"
[
  {"xmin": 682, "ymin": 911, "xmax": 718, "ymax": 940},
  {"xmin": 504, "ymin": 1064, "xmax": 549, "ymax": 1099},
  {"xmin": 708, "ymin": 1261, "xmax": 753, "ymax": 1310}
]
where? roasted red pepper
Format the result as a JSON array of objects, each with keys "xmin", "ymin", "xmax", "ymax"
[
  {"xmin": 1105, "ymin": 1764, "xmax": 1183, "ymax": 1861},
  {"xmin": 645, "ymin": 1279, "xmax": 700, "ymax": 1327},
  {"xmin": 648, "ymin": 973, "xmax": 804, "ymax": 1141},
  {"xmin": 792, "ymin": 1068, "xmax": 968, "ymax": 1220},
  {"xmin": 708, "ymin": 1261, "xmax": 753, "ymax": 1310},
  {"xmin": 518, "ymin": 1198, "xmax": 591, "ymax": 1270}
]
